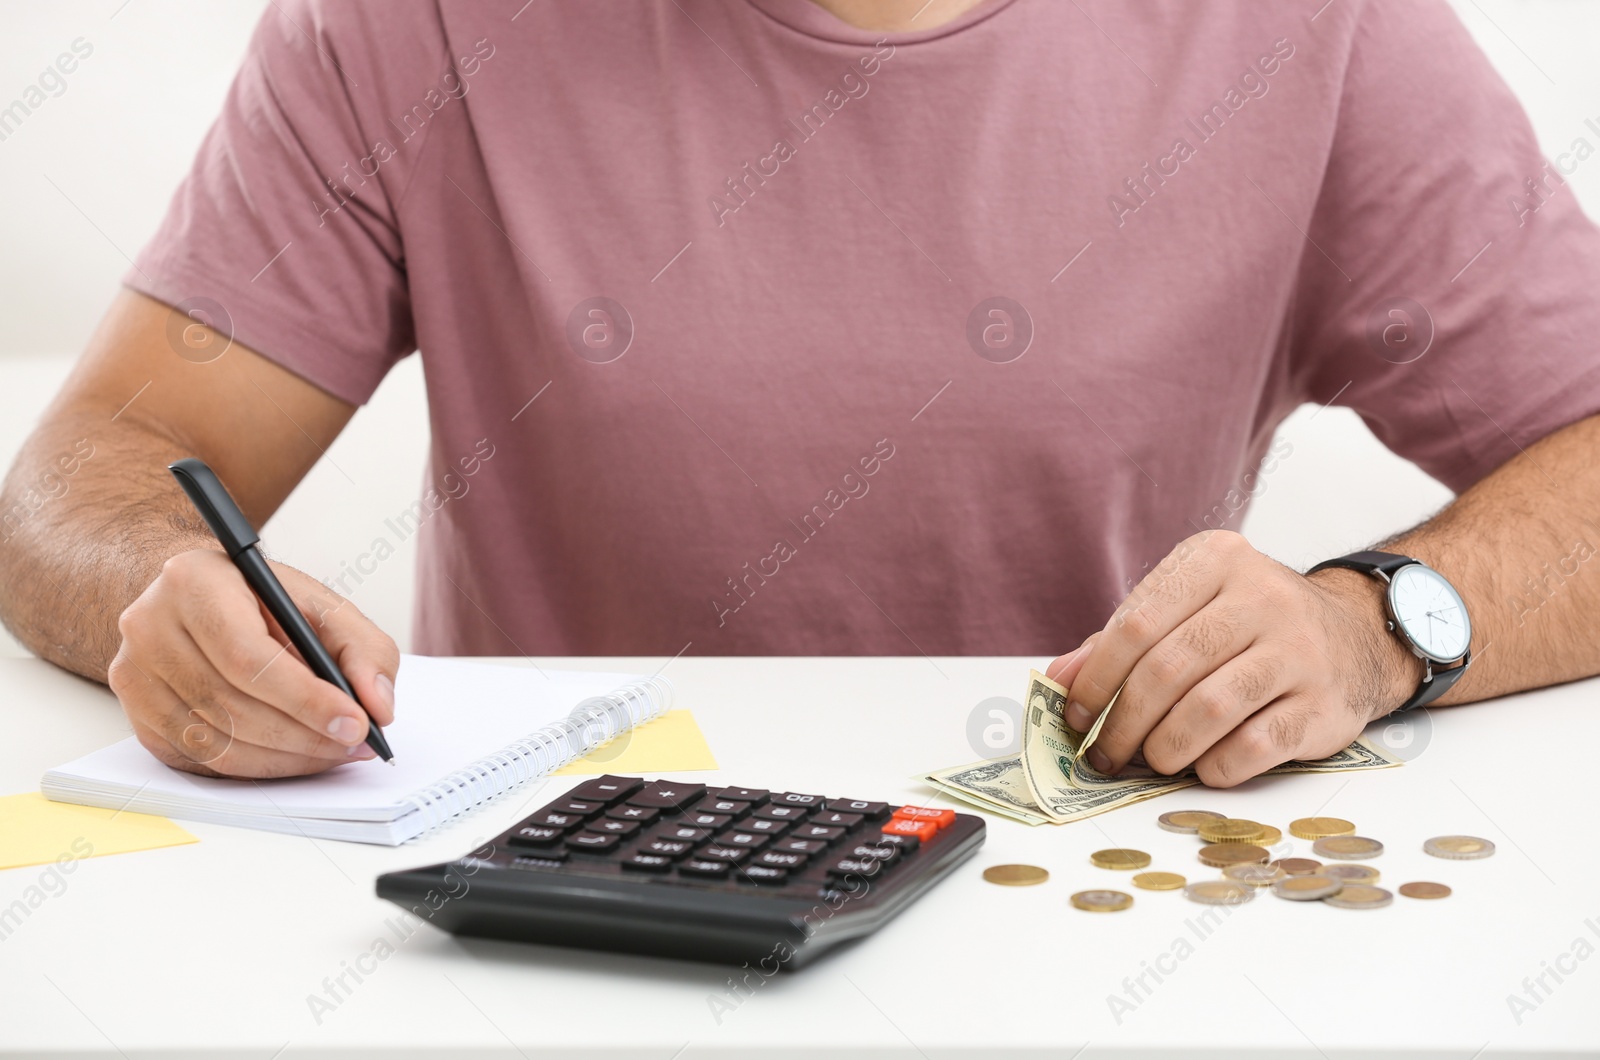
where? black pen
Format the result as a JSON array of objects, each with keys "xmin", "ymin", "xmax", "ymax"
[{"xmin": 167, "ymin": 457, "xmax": 395, "ymax": 764}]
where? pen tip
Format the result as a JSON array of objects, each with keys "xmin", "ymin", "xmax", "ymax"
[{"xmin": 388, "ymin": 759, "xmax": 396, "ymax": 767}]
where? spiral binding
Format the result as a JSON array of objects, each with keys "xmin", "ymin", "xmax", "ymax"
[{"xmin": 401, "ymin": 674, "xmax": 675, "ymax": 838}]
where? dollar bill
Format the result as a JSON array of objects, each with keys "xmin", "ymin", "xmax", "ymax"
[{"xmin": 925, "ymin": 668, "xmax": 1401, "ymax": 825}]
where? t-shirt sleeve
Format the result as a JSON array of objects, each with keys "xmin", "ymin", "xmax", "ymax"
[
  {"xmin": 124, "ymin": 0, "xmax": 415, "ymax": 404},
  {"xmin": 1288, "ymin": 0, "xmax": 1600, "ymax": 493}
]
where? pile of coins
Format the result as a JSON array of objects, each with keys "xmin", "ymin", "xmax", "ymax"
[{"xmin": 987, "ymin": 807, "xmax": 1496, "ymax": 913}]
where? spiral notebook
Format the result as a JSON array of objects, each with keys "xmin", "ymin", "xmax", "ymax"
[{"xmin": 40, "ymin": 655, "xmax": 674, "ymax": 845}]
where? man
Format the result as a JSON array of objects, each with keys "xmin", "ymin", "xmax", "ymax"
[{"xmin": 2, "ymin": 0, "xmax": 1598, "ymax": 783}]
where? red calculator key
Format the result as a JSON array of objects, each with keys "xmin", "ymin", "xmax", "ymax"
[
  {"xmin": 882, "ymin": 818, "xmax": 939, "ymax": 840},
  {"xmin": 892, "ymin": 806, "xmax": 955, "ymax": 830}
]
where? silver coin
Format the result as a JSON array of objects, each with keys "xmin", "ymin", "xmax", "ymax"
[
  {"xmin": 1271, "ymin": 874, "xmax": 1344, "ymax": 901},
  {"xmin": 1423, "ymin": 835, "xmax": 1496, "ymax": 860},
  {"xmin": 1311, "ymin": 835, "xmax": 1384, "ymax": 860},
  {"xmin": 1183, "ymin": 880, "xmax": 1255, "ymax": 905},
  {"xmin": 1322, "ymin": 884, "xmax": 1393, "ymax": 909},
  {"xmin": 1157, "ymin": 809, "xmax": 1226, "ymax": 834}
]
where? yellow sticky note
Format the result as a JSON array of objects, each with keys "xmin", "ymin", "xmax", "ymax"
[
  {"xmin": 0, "ymin": 792, "xmax": 198, "ymax": 871},
  {"xmin": 553, "ymin": 710, "xmax": 718, "ymax": 775}
]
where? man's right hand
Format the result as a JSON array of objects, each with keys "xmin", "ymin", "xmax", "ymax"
[{"xmin": 108, "ymin": 549, "xmax": 399, "ymax": 779}]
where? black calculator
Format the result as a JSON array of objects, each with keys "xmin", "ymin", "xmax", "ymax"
[{"xmin": 376, "ymin": 775, "xmax": 985, "ymax": 969}]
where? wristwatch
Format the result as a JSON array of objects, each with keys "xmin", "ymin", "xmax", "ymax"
[{"xmin": 1305, "ymin": 550, "xmax": 1472, "ymax": 713}]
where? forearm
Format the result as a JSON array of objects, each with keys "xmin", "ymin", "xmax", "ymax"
[
  {"xmin": 0, "ymin": 411, "xmax": 212, "ymax": 681},
  {"xmin": 1313, "ymin": 412, "xmax": 1600, "ymax": 710}
]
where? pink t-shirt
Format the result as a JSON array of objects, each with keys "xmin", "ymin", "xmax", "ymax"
[{"xmin": 129, "ymin": 0, "xmax": 1600, "ymax": 656}]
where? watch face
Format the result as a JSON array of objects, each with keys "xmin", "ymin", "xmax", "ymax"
[{"xmin": 1387, "ymin": 564, "xmax": 1471, "ymax": 663}]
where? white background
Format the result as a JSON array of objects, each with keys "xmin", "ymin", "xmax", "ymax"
[{"xmin": 1, "ymin": 0, "xmax": 1597, "ymax": 658}]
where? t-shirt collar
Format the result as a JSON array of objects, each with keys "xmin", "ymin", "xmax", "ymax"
[{"xmin": 743, "ymin": 0, "xmax": 1021, "ymax": 45}]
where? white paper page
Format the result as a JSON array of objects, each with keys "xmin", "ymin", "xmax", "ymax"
[{"xmin": 43, "ymin": 656, "xmax": 641, "ymax": 820}]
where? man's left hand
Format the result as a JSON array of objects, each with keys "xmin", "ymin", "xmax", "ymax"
[{"xmin": 1046, "ymin": 530, "xmax": 1417, "ymax": 788}]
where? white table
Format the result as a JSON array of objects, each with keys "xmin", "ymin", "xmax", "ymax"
[{"xmin": 0, "ymin": 655, "xmax": 1594, "ymax": 1059}]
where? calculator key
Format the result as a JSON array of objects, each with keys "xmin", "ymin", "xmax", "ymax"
[
  {"xmin": 792, "ymin": 824, "xmax": 845, "ymax": 842},
  {"xmin": 626, "ymin": 783, "xmax": 708, "ymax": 811},
  {"xmin": 715, "ymin": 787, "xmax": 770, "ymax": 805},
  {"xmin": 733, "ymin": 817, "xmax": 789, "ymax": 836},
  {"xmin": 528, "ymin": 811, "xmax": 586, "ymax": 831},
  {"xmin": 771, "ymin": 792, "xmax": 825, "ymax": 808},
  {"xmin": 756, "ymin": 851, "xmax": 809, "ymax": 869},
  {"xmin": 812, "ymin": 811, "xmax": 863, "ymax": 829},
  {"xmin": 511, "ymin": 851, "xmax": 568, "ymax": 867},
  {"xmin": 825, "ymin": 798, "xmax": 890, "ymax": 820},
  {"xmin": 684, "ymin": 812, "xmax": 733, "ymax": 829},
  {"xmin": 739, "ymin": 865, "xmax": 789, "ymax": 885},
  {"xmin": 509, "ymin": 825, "xmax": 566, "ymax": 847},
  {"xmin": 752, "ymin": 805, "xmax": 809, "ymax": 822},
  {"xmin": 679, "ymin": 858, "xmax": 731, "ymax": 879},
  {"xmin": 569, "ymin": 775, "xmax": 644, "ymax": 804},
  {"xmin": 875, "ymin": 832, "xmax": 921, "ymax": 854},
  {"xmin": 772, "ymin": 838, "xmax": 828, "ymax": 855},
  {"xmin": 644, "ymin": 839, "xmax": 695, "ymax": 858},
  {"xmin": 652, "ymin": 825, "xmax": 714, "ymax": 844},
  {"xmin": 715, "ymin": 830, "xmax": 769, "ymax": 849},
  {"xmin": 892, "ymin": 806, "xmax": 956, "ymax": 830},
  {"xmin": 569, "ymin": 833, "xmax": 622, "ymax": 852},
  {"xmin": 588, "ymin": 819, "xmax": 642, "ymax": 837},
  {"xmin": 550, "ymin": 799, "xmax": 606, "ymax": 818},
  {"xmin": 851, "ymin": 843, "xmax": 900, "ymax": 864},
  {"xmin": 698, "ymin": 844, "xmax": 752, "ymax": 864},
  {"xmin": 605, "ymin": 804, "xmax": 660, "ymax": 824},
  {"xmin": 692, "ymin": 797, "xmax": 752, "ymax": 818},
  {"xmin": 827, "ymin": 857, "xmax": 883, "ymax": 881},
  {"xmin": 882, "ymin": 818, "xmax": 939, "ymax": 840},
  {"xmin": 622, "ymin": 853, "xmax": 675, "ymax": 873}
]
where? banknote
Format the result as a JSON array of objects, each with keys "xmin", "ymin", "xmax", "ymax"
[{"xmin": 925, "ymin": 668, "xmax": 1401, "ymax": 825}]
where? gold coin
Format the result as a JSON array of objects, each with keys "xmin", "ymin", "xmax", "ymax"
[
  {"xmin": 1184, "ymin": 880, "xmax": 1255, "ymax": 905},
  {"xmin": 1424, "ymin": 835, "xmax": 1496, "ymax": 860},
  {"xmin": 1312, "ymin": 835, "xmax": 1384, "ymax": 860},
  {"xmin": 1399, "ymin": 881, "xmax": 1452, "ymax": 899},
  {"xmin": 982, "ymin": 864, "xmax": 1050, "ymax": 887},
  {"xmin": 1197, "ymin": 818, "xmax": 1266, "ymax": 844},
  {"xmin": 1132, "ymin": 871, "xmax": 1187, "ymax": 891},
  {"xmin": 1275, "ymin": 857, "xmax": 1322, "ymax": 876},
  {"xmin": 1198, "ymin": 843, "xmax": 1270, "ymax": 868},
  {"xmin": 1157, "ymin": 810, "xmax": 1226, "ymax": 834},
  {"xmin": 1223, "ymin": 862, "xmax": 1284, "ymax": 887},
  {"xmin": 1322, "ymin": 863, "xmax": 1380, "ymax": 885},
  {"xmin": 1322, "ymin": 884, "xmax": 1392, "ymax": 909},
  {"xmin": 1255, "ymin": 825, "xmax": 1283, "ymax": 847},
  {"xmin": 1071, "ymin": 889, "xmax": 1133, "ymax": 912},
  {"xmin": 1289, "ymin": 816, "xmax": 1356, "ymax": 840},
  {"xmin": 1090, "ymin": 848, "xmax": 1152, "ymax": 871},
  {"xmin": 1271, "ymin": 874, "xmax": 1343, "ymax": 901}
]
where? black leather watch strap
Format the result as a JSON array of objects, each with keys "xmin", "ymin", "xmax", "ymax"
[
  {"xmin": 1398, "ymin": 653, "xmax": 1469, "ymax": 713},
  {"xmin": 1305, "ymin": 550, "xmax": 1416, "ymax": 580}
]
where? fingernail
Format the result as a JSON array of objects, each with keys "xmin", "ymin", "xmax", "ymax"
[
  {"xmin": 328, "ymin": 716, "xmax": 364, "ymax": 743},
  {"xmin": 375, "ymin": 672, "xmax": 395, "ymax": 715},
  {"xmin": 1067, "ymin": 701, "xmax": 1093, "ymax": 729},
  {"xmin": 347, "ymin": 744, "xmax": 376, "ymax": 759},
  {"xmin": 1088, "ymin": 749, "xmax": 1113, "ymax": 774}
]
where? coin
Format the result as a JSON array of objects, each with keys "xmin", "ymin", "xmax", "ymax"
[
  {"xmin": 1071, "ymin": 889, "xmax": 1133, "ymax": 912},
  {"xmin": 983, "ymin": 864, "xmax": 1050, "ymax": 887},
  {"xmin": 1133, "ymin": 871, "xmax": 1187, "ymax": 891},
  {"xmin": 1289, "ymin": 816, "xmax": 1356, "ymax": 840},
  {"xmin": 1322, "ymin": 884, "xmax": 1393, "ymax": 909},
  {"xmin": 1322, "ymin": 863, "xmax": 1380, "ymax": 884},
  {"xmin": 1276, "ymin": 857, "xmax": 1323, "ymax": 876},
  {"xmin": 1272, "ymin": 874, "xmax": 1344, "ymax": 901},
  {"xmin": 1255, "ymin": 825, "xmax": 1284, "ymax": 847},
  {"xmin": 1197, "ymin": 818, "xmax": 1266, "ymax": 844},
  {"xmin": 1198, "ymin": 843, "xmax": 1270, "ymax": 868},
  {"xmin": 1224, "ymin": 862, "xmax": 1284, "ymax": 887},
  {"xmin": 1424, "ymin": 835, "xmax": 1496, "ymax": 860},
  {"xmin": 1399, "ymin": 881, "xmax": 1452, "ymax": 900},
  {"xmin": 1184, "ymin": 880, "xmax": 1256, "ymax": 905},
  {"xmin": 1091, "ymin": 848, "xmax": 1152, "ymax": 870},
  {"xmin": 1158, "ymin": 809, "xmax": 1226, "ymax": 834},
  {"xmin": 1312, "ymin": 835, "xmax": 1384, "ymax": 860}
]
